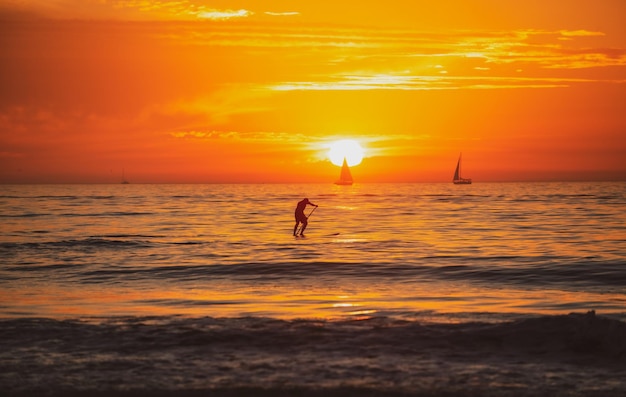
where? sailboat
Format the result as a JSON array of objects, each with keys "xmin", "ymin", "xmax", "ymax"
[
  {"xmin": 335, "ymin": 157, "xmax": 353, "ymax": 185},
  {"xmin": 121, "ymin": 169, "xmax": 130, "ymax": 184},
  {"xmin": 453, "ymin": 153, "xmax": 472, "ymax": 184}
]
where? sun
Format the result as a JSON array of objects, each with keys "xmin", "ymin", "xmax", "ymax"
[{"xmin": 328, "ymin": 139, "xmax": 364, "ymax": 167}]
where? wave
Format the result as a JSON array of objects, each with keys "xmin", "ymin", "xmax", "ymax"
[
  {"xmin": 0, "ymin": 213, "xmax": 50, "ymax": 218},
  {"xmin": 0, "ymin": 312, "xmax": 624, "ymax": 396},
  {"xmin": 0, "ymin": 195, "xmax": 119, "ymax": 200},
  {"xmin": 0, "ymin": 211, "xmax": 153, "ymax": 218},
  {"xmin": 59, "ymin": 211, "xmax": 154, "ymax": 217},
  {"xmin": 1, "ymin": 311, "xmax": 622, "ymax": 358},
  {"xmin": 0, "ymin": 237, "xmax": 153, "ymax": 252},
  {"xmin": 2, "ymin": 240, "xmax": 624, "ymax": 288},
  {"xmin": 66, "ymin": 259, "xmax": 625, "ymax": 287},
  {"xmin": 432, "ymin": 260, "xmax": 626, "ymax": 287}
]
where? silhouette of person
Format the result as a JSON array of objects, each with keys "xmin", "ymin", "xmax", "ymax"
[{"xmin": 294, "ymin": 198, "xmax": 318, "ymax": 236}]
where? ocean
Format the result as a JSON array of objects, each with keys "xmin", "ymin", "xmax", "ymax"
[{"xmin": 1, "ymin": 182, "xmax": 625, "ymax": 396}]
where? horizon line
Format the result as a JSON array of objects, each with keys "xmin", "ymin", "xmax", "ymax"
[{"xmin": 1, "ymin": 180, "xmax": 624, "ymax": 185}]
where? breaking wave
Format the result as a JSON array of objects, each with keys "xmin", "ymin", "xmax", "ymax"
[{"xmin": 0, "ymin": 311, "xmax": 624, "ymax": 396}]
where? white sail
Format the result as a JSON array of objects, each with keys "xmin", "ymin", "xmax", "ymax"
[
  {"xmin": 453, "ymin": 153, "xmax": 472, "ymax": 184},
  {"xmin": 453, "ymin": 158, "xmax": 461, "ymax": 181},
  {"xmin": 335, "ymin": 158, "xmax": 353, "ymax": 185}
]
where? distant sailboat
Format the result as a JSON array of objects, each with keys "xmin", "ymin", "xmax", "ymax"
[
  {"xmin": 453, "ymin": 153, "xmax": 472, "ymax": 185},
  {"xmin": 335, "ymin": 158, "xmax": 353, "ymax": 185},
  {"xmin": 121, "ymin": 169, "xmax": 130, "ymax": 184}
]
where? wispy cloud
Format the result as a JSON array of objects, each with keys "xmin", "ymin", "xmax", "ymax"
[
  {"xmin": 264, "ymin": 11, "xmax": 300, "ymax": 17},
  {"xmin": 197, "ymin": 9, "xmax": 252, "ymax": 20},
  {"xmin": 106, "ymin": 0, "xmax": 199, "ymax": 17},
  {"xmin": 559, "ymin": 30, "xmax": 605, "ymax": 37},
  {"xmin": 170, "ymin": 130, "xmax": 240, "ymax": 139},
  {"xmin": 0, "ymin": 0, "xmax": 302, "ymax": 21},
  {"xmin": 189, "ymin": 26, "xmax": 622, "ymax": 91},
  {"xmin": 84, "ymin": 1, "xmax": 301, "ymax": 20},
  {"xmin": 267, "ymin": 73, "xmax": 593, "ymax": 91},
  {"xmin": 85, "ymin": 0, "xmax": 256, "ymax": 20},
  {"xmin": 156, "ymin": 24, "xmax": 625, "ymax": 71},
  {"xmin": 170, "ymin": 130, "xmax": 308, "ymax": 143}
]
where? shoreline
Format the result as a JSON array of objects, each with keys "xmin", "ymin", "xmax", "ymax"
[{"xmin": 2, "ymin": 312, "xmax": 624, "ymax": 396}]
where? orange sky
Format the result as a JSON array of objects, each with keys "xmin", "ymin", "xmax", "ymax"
[{"xmin": 0, "ymin": 0, "xmax": 624, "ymax": 183}]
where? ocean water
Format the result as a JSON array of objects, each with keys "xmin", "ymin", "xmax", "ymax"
[{"xmin": 1, "ymin": 182, "xmax": 625, "ymax": 396}]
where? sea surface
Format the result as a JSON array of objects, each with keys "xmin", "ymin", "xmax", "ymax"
[{"xmin": 1, "ymin": 182, "xmax": 625, "ymax": 396}]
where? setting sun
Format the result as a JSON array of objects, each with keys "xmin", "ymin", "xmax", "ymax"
[{"xmin": 328, "ymin": 139, "xmax": 365, "ymax": 167}]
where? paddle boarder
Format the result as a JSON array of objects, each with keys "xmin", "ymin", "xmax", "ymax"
[{"xmin": 294, "ymin": 198, "xmax": 318, "ymax": 236}]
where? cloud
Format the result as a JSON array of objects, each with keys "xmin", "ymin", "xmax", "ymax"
[
  {"xmin": 560, "ymin": 30, "xmax": 605, "ymax": 37},
  {"xmin": 83, "ymin": 1, "xmax": 254, "ymax": 20},
  {"xmin": 0, "ymin": 1, "xmax": 295, "ymax": 21},
  {"xmin": 150, "ymin": 24, "xmax": 624, "ymax": 73},
  {"xmin": 197, "ymin": 9, "xmax": 253, "ymax": 20},
  {"xmin": 170, "ymin": 130, "xmax": 240, "ymax": 139},
  {"xmin": 266, "ymin": 73, "xmax": 595, "ymax": 91},
  {"xmin": 264, "ymin": 11, "xmax": 300, "ymax": 16},
  {"xmin": 170, "ymin": 130, "xmax": 307, "ymax": 143}
]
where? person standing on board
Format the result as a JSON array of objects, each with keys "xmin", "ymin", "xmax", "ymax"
[{"xmin": 294, "ymin": 198, "xmax": 318, "ymax": 236}]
